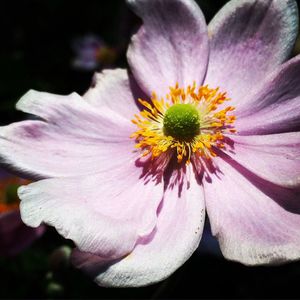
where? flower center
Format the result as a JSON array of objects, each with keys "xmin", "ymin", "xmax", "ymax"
[
  {"xmin": 163, "ymin": 104, "xmax": 200, "ymax": 141},
  {"xmin": 131, "ymin": 83, "xmax": 236, "ymax": 164}
]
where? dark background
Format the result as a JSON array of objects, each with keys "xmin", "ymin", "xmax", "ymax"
[{"xmin": 1, "ymin": 0, "xmax": 300, "ymax": 298}]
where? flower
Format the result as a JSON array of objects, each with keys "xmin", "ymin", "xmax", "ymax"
[
  {"xmin": 0, "ymin": 0, "xmax": 299, "ymax": 287},
  {"xmin": 0, "ymin": 169, "xmax": 45, "ymax": 256},
  {"xmin": 72, "ymin": 34, "xmax": 118, "ymax": 71}
]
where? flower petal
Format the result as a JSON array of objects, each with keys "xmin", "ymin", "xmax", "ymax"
[
  {"xmin": 205, "ymin": 0, "xmax": 298, "ymax": 106},
  {"xmin": 19, "ymin": 164, "xmax": 164, "ymax": 259},
  {"xmin": 71, "ymin": 165, "xmax": 205, "ymax": 287},
  {"xmin": 205, "ymin": 158, "xmax": 300, "ymax": 265},
  {"xmin": 224, "ymin": 133, "xmax": 300, "ymax": 188},
  {"xmin": 83, "ymin": 68, "xmax": 146, "ymax": 120},
  {"xmin": 127, "ymin": 0, "xmax": 209, "ymax": 97},
  {"xmin": 235, "ymin": 55, "xmax": 300, "ymax": 135},
  {"xmin": 0, "ymin": 90, "xmax": 136, "ymax": 178},
  {"xmin": 0, "ymin": 210, "xmax": 45, "ymax": 256}
]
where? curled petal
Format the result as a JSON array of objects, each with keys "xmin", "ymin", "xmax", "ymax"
[
  {"xmin": 0, "ymin": 91, "xmax": 136, "ymax": 178},
  {"xmin": 19, "ymin": 164, "xmax": 163, "ymax": 259},
  {"xmin": 236, "ymin": 55, "xmax": 300, "ymax": 134},
  {"xmin": 83, "ymin": 68, "xmax": 146, "ymax": 120},
  {"xmin": 205, "ymin": 0, "xmax": 298, "ymax": 106},
  {"xmin": 205, "ymin": 158, "xmax": 300, "ymax": 265},
  {"xmin": 71, "ymin": 165, "xmax": 205, "ymax": 287},
  {"xmin": 224, "ymin": 133, "xmax": 300, "ymax": 188},
  {"xmin": 127, "ymin": 0, "xmax": 209, "ymax": 97}
]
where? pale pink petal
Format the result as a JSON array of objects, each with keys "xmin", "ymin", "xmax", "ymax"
[
  {"xmin": 83, "ymin": 68, "xmax": 146, "ymax": 120},
  {"xmin": 19, "ymin": 163, "xmax": 164, "ymax": 259},
  {"xmin": 235, "ymin": 55, "xmax": 300, "ymax": 134},
  {"xmin": 224, "ymin": 133, "xmax": 300, "ymax": 188},
  {"xmin": 71, "ymin": 165, "xmax": 205, "ymax": 287},
  {"xmin": 205, "ymin": 158, "xmax": 300, "ymax": 265},
  {"xmin": 205, "ymin": 0, "xmax": 298, "ymax": 106},
  {"xmin": 127, "ymin": 0, "xmax": 209, "ymax": 97},
  {"xmin": 0, "ymin": 210, "xmax": 45, "ymax": 256},
  {"xmin": 15, "ymin": 90, "xmax": 134, "ymax": 135},
  {"xmin": 0, "ymin": 90, "xmax": 137, "ymax": 178}
]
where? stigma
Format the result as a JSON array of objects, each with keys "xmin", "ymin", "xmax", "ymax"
[
  {"xmin": 163, "ymin": 104, "xmax": 200, "ymax": 140},
  {"xmin": 131, "ymin": 83, "xmax": 236, "ymax": 164}
]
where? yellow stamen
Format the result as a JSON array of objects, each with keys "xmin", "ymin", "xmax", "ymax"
[{"xmin": 131, "ymin": 83, "xmax": 236, "ymax": 164}]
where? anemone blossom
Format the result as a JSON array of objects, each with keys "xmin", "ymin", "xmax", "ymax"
[
  {"xmin": 72, "ymin": 34, "xmax": 117, "ymax": 71},
  {"xmin": 0, "ymin": 0, "xmax": 300, "ymax": 287}
]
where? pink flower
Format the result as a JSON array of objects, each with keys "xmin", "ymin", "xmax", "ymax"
[
  {"xmin": 72, "ymin": 34, "xmax": 118, "ymax": 71},
  {"xmin": 0, "ymin": 170, "xmax": 45, "ymax": 256},
  {"xmin": 0, "ymin": 0, "xmax": 299, "ymax": 287}
]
